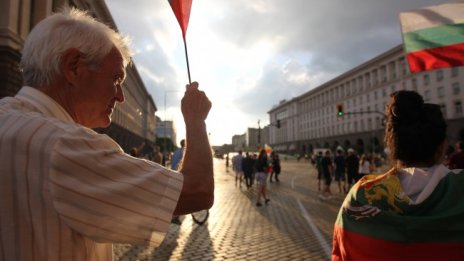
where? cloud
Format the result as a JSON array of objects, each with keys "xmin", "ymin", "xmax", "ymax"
[{"xmin": 106, "ymin": 0, "xmax": 450, "ymax": 145}]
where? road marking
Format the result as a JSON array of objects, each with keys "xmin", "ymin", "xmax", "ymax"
[
  {"xmin": 292, "ymin": 175, "xmax": 331, "ymax": 260},
  {"xmin": 297, "ymin": 199, "xmax": 332, "ymax": 260}
]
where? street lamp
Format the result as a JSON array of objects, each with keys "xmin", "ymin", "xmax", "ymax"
[{"xmin": 164, "ymin": 90, "xmax": 181, "ymax": 154}]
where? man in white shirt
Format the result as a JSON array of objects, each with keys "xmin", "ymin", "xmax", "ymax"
[{"xmin": 0, "ymin": 7, "xmax": 214, "ymax": 261}]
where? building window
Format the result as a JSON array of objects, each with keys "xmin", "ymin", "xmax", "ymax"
[
  {"xmin": 452, "ymin": 67, "xmax": 459, "ymax": 77},
  {"xmin": 436, "ymin": 70, "xmax": 444, "ymax": 81},
  {"xmin": 424, "ymin": 74, "xmax": 430, "ymax": 85},
  {"xmin": 437, "ymin": 86, "xmax": 444, "ymax": 98},
  {"xmin": 453, "ymin": 82, "xmax": 460, "ymax": 95},
  {"xmin": 412, "ymin": 78, "xmax": 417, "ymax": 89},
  {"xmin": 424, "ymin": 90, "xmax": 431, "ymax": 101},
  {"xmin": 391, "ymin": 85, "xmax": 396, "ymax": 93},
  {"xmin": 440, "ymin": 103, "xmax": 447, "ymax": 118},
  {"xmin": 455, "ymin": 101, "xmax": 463, "ymax": 116}
]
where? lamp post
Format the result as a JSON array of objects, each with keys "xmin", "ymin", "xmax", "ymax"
[{"xmin": 163, "ymin": 90, "xmax": 181, "ymax": 154}]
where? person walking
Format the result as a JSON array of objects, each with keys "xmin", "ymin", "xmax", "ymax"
[
  {"xmin": 357, "ymin": 154, "xmax": 371, "ymax": 182},
  {"xmin": 242, "ymin": 152, "xmax": 255, "ymax": 188},
  {"xmin": 320, "ymin": 150, "xmax": 334, "ymax": 199},
  {"xmin": 333, "ymin": 90, "xmax": 464, "ymax": 260},
  {"xmin": 171, "ymin": 139, "xmax": 185, "ymax": 170},
  {"xmin": 255, "ymin": 149, "xmax": 271, "ymax": 206},
  {"xmin": 334, "ymin": 149, "xmax": 346, "ymax": 194},
  {"xmin": 344, "ymin": 148, "xmax": 359, "ymax": 191},
  {"xmin": 315, "ymin": 151, "xmax": 324, "ymax": 191},
  {"xmin": 269, "ymin": 152, "xmax": 281, "ymax": 182},
  {"xmin": 232, "ymin": 150, "xmax": 245, "ymax": 187}
]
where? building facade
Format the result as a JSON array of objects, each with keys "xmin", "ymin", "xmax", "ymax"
[
  {"xmin": 269, "ymin": 45, "xmax": 464, "ymax": 156},
  {"xmin": 0, "ymin": 0, "xmax": 158, "ymax": 152}
]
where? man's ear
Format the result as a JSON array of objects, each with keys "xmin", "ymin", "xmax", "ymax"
[{"xmin": 61, "ymin": 48, "xmax": 83, "ymax": 84}]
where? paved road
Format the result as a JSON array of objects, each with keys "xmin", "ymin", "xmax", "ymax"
[{"xmin": 115, "ymin": 158, "xmax": 346, "ymax": 261}]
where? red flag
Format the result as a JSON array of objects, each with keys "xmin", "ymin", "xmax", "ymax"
[{"xmin": 168, "ymin": 0, "xmax": 192, "ymax": 38}]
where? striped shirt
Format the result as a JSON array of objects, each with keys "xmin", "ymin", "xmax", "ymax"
[{"xmin": 0, "ymin": 87, "xmax": 183, "ymax": 261}]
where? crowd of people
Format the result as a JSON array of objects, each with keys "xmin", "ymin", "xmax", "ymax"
[
  {"xmin": 312, "ymin": 148, "xmax": 383, "ymax": 199},
  {"xmin": 229, "ymin": 150, "xmax": 281, "ymax": 206}
]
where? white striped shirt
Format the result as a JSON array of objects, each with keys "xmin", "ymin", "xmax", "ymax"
[{"xmin": 0, "ymin": 87, "xmax": 183, "ymax": 261}]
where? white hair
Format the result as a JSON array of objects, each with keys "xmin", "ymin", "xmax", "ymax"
[{"xmin": 20, "ymin": 7, "xmax": 133, "ymax": 86}]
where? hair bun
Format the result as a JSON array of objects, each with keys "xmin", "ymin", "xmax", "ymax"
[{"xmin": 389, "ymin": 91, "xmax": 424, "ymax": 124}]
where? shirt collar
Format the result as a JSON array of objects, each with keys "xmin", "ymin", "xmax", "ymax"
[{"xmin": 16, "ymin": 86, "xmax": 75, "ymax": 123}]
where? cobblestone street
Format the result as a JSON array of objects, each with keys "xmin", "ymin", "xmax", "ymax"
[{"xmin": 115, "ymin": 158, "xmax": 345, "ymax": 260}]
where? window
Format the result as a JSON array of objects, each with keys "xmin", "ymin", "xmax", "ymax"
[
  {"xmin": 424, "ymin": 74, "xmax": 430, "ymax": 85},
  {"xmin": 437, "ymin": 86, "xmax": 444, "ymax": 98},
  {"xmin": 452, "ymin": 67, "xmax": 459, "ymax": 77},
  {"xmin": 455, "ymin": 101, "xmax": 463, "ymax": 116},
  {"xmin": 436, "ymin": 70, "xmax": 444, "ymax": 81},
  {"xmin": 440, "ymin": 104, "xmax": 447, "ymax": 118},
  {"xmin": 453, "ymin": 82, "xmax": 460, "ymax": 95},
  {"xmin": 424, "ymin": 90, "xmax": 431, "ymax": 100},
  {"xmin": 391, "ymin": 85, "xmax": 396, "ymax": 93},
  {"xmin": 412, "ymin": 78, "xmax": 417, "ymax": 88}
]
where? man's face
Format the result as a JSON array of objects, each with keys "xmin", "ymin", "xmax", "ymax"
[{"xmin": 73, "ymin": 48, "xmax": 126, "ymax": 128}]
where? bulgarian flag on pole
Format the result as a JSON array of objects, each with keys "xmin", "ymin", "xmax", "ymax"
[
  {"xmin": 400, "ymin": 3, "xmax": 464, "ymax": 73},
  {"xmin": 167, "ymin": 0, "xmax": 193, "ymax": 84}
]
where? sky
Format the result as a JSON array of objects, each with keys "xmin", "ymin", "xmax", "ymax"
[{"xmin": 105, "ymin": 0, "xmax": 451, "ymax": 146}]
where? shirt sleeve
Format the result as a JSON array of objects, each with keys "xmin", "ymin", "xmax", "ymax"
[{"xmin": 48, "ymin": 128, "xmax": 183, "ymax": 246}]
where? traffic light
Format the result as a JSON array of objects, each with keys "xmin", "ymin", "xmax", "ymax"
[
  {"xmin": 276, "ymin": 120, "xmax": 281, "ymax": 128},
  {"xmin": 337, "ymin": 104, "xmax": 344, "ymax": 117}
]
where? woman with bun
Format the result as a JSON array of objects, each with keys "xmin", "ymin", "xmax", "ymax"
[{"xmin": 332, "ymin": 90, "xmax": 464, "ymax": 261}]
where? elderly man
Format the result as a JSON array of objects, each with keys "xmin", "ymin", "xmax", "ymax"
[{"xmin": 0, "ymin": 7, "xmax": 214, "ymax": 261}]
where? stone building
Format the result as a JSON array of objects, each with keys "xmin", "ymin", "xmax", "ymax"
[{"xmin": 269, "ymin": 45, "xmax": 464, "ymax": 156}]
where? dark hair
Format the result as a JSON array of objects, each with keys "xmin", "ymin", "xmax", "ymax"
[{"xmin": 384, "ymin": 90, "xmax": 446, "ymax": 165}]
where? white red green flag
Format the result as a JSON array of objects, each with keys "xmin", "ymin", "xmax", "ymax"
[
  {"xmin": 332, "ymin": 169, "xmax": 464, "ymax": 260},
  {"xmin": 167, "ymin": 0, "xmax": 192, "ymax": 39},
  {"xmin": 400, "ymin": 3, "xmax": 464, "ymax": 73}
]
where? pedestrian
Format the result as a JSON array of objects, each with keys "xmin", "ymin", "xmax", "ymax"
[
  {"xmin": 333, "ymin": 149, "xmax": 346, "ymax": 194},
  {"xmin": 152, "ymin": 145, "xmax": 163, "ymax": 164},
  {"xmin": 171, "ymin": 139, "xmax": 185, "ymax": 170},
  {"xmin": 333, "ymin": 90, "xmax": 464, "ymax": 260},
  {"xmin": 170, "ymin": 139, "xmax": 186, "ymax": 225},
  {"xmin": 242, "ymin": 152, "xmax": 255, "ymax": 188},
  {"xmin": 269, "ymin": 152, "xmax": 281, "ymax": 182},
  {"xmin": 232, "ymin": 150, "xmax": 244, "ymax": 187},
  {"xmin": 255, "ymin": 149, "xmax": 271, "ymax": 206},
  {"xmin": 357, "ymin": 154, "xmax": 370, "ymax": 182},
  {"xmin": 225, "ymin": 153, "xmax": 230, "ymax": 171},
  {"xmin": 447, "ymin": 141, "xmax": 464, "ymax": 169},
  {"xmin": 315, "ymin": 151, "xmax": 324, "ymax": 191},
  {"xmin": 319, "ymin": 150, "xmax": 334, "ymax": 199},
  {"xmin": 344, "ymin": 148, "xmax": 359, "ymax": 191},
  {"xmin": 0, "ymin": 7, "xmax": 214, "ymax": 261}
]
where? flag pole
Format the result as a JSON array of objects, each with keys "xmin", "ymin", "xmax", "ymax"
[{"xmin": 183, "ymin": 37, "xmax": 192, "ymax": 85}]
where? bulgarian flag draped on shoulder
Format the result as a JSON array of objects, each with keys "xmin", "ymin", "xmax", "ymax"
[
  {"xmin": 400, "ymin": 2, "xmax": 464, "ymax": 73},
  {"xmin": 332, "ymin": 166, "xmax": 464, "ymax": 261}
]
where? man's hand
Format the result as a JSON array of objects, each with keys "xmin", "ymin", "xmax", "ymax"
[{"xmin": 181, "ymin": 82, "xmax": 211, "ymax": 122}]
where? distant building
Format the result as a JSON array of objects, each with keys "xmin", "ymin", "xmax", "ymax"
[
  {"xmin": 268, "ymin": 45, "xmax": 464, "ymax": 156},
  {"xmin": 155, "ymin": 118, "xmax": 177, "ymax": 145},
  {"xmin": 232, "ymin": 126, "xmax": 270, "ymax": 152},
  {"xmin": 0, "ymin": 0, "xmax": 158, "ymax": 152}
]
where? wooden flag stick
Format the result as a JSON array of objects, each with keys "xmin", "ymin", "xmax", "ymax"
[{"xmin": 183, "ymin": 37, "xmax": 192, "ymax": 85}]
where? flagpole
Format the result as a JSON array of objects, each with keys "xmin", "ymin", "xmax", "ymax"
[{"xmin": 183, "ymin": 37, "xmax": 192, "ymax": 85}]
